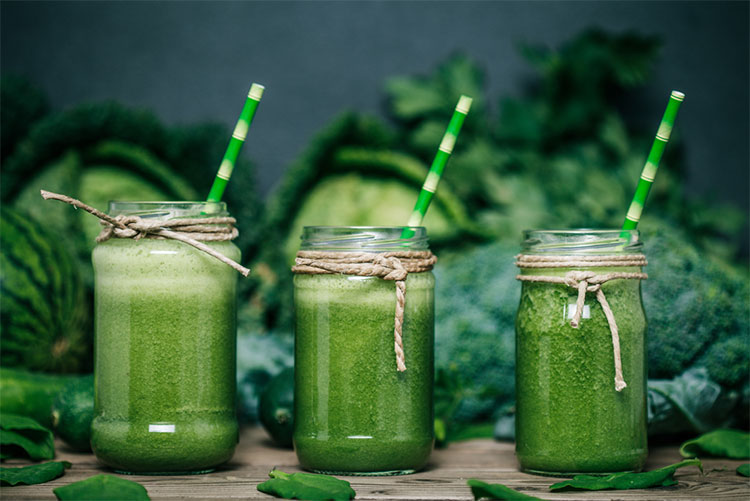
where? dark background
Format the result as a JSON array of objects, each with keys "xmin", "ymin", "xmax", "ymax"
[{"xmin": 2, "ymin": 1, "xmax": 748, "ymax": 218}]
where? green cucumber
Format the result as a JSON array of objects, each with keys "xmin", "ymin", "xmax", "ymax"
[
  {"xmin": 0, "ymin": 368, "xmax": 82, "ymax": 428},
  {"xmin": 258, "ymin": 368, "xmax": 294, "ymax": 448},
  {"xmin": 51, "ymin": 375, "xmax": 94, "ymax": 451}
]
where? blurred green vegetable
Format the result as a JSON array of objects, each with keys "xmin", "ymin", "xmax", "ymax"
[
  {"xmin": 258, "ymin": 368, "xmax": 294, "ymax": 448},
  {"xmin": 680, "ymin": 429, "xmax": 750, "ymax": 459},
  {"xmin": 236, "ymin": 332, "xmax": 293, "ymax": 423},
  {"xmin": 433, "ymin": 243, "xmax": 518, "ymax": 424},
  {"xmin": 0, "ymin": 368, "xmax": 82, "ymax": 428},
  {"xmin": 52, "ymin": 375, "xmax": 94, "ymax": 452},
  {"xmin": 648, "ymin": 368, "xmax": 743, "ymax": 437},
  {"xmin": 0, "ymin": 414, "xmax": 54, "ymax": 461},
  {"xmin": 640, "ymin": 222, "xmax": 749, "ymax": 387},
  {"xmin": 0, "ymin": 207, "xmax": 89, "ymax": 373}
]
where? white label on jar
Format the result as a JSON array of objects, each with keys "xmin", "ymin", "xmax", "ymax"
[
  {"xmin": 148, "ymin": 423, "xmax": 176, "ymax": 433},
  {"xmin": 567, "ymin": 304, "xmax": 590, "ymax": 320}
]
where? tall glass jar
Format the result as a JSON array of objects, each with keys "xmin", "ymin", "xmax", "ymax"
[
  {"xmin": 293, "ymin": 226, "xmax": 435, "ymax": 475},
  {"xmin": 91, "ymin": 201, "xmax": 240, "ymax": 474},
  {"xmin": 515, "ymin": 230, "xmax": 647, "ymax": 476}
]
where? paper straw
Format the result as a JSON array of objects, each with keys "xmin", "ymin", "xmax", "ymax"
[
  {"xmin": 207, "ymin": 83, "xmax": 265, "ymax": 202},
  {"xmin": 403, "ymin": 95, "xmax": 472, "ymax": 234},
  {"xmin": 621, "ymin": 90, "xmax": 685, "ymax": 231}
]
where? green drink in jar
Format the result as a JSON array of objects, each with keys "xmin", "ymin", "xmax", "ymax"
[
  {"xmin": 292, "ymin": 226, "xmax": 436, "ymax": 475},
  {"xmin": 515, "ymin": 229, "xmax": 648, "ymax": 476}
]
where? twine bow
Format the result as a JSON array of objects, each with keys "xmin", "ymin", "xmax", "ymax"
[
  {"xmin": 516, "ymin": 254, "xmax": 648, "ymax": 392},
  {"xmin": 292, "ymin": 250, "xmax": 437, "ymax": 372},
  {"xmin": 40, "ymin": 190, "xmax": 250, "ymax": 276}
]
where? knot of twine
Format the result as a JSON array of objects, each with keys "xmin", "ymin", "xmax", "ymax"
[
  {"xmin": 40, "ymin": 190, "xmax": 250, "ymax": 277},
  {"xmin": 515, "ymin": 254, "xmax": 648, "ymax": 392},
  {"xmin": 292, "ymin": 250, "xmax": 437, "ymax": 372}
]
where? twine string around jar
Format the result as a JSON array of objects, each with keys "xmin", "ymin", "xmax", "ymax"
[
  {"xmin": 40, "ymin": 190, "xmax": 250, "ymax": 276},
  {"xmin": 292, "ymin": 250, "xmax": 437, "ymax": 372},
  {"xmin": 515, "ymin": 254, "xmax": 648, "ymax": 392}
]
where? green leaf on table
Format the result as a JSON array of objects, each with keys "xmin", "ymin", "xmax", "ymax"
[
  {"xmin": 257, "ymin": 468, "xmax": 356, "ymax": 500},
  {"xmin": 467, "ymin": 478, "xmax": 543, "ymax": 500},
  {"xmin": 680, "ymin": 429, "xmax": 750, "ymax": 459},
  {"xmin": 53, "ymin": 474, "xmax": 150, "ymax": 500},
  {"xmin": 549, "ymin": 459, "xmax": 702, "ymax": 491},
  {"xmin": 0, "ymin": 413, "xmax": 55, "ymax": 460},
  {"xmin": 737, "ymin": 464, "xmax": 750, "ymax": 477},
  {"xmin": 1, "ymin": 460, "xmax": 70, "ymax": 486}
]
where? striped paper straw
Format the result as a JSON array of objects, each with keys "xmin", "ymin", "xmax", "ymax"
[
  {"xmin": 207, "ymin": 83, "xmax": 265, "ymax": 202},
  {"xmin": 622, "ymin": 90, "xmax": 685, "ymax": 231},
  {"xmin": 404, "ymin": 95, "xmax": 472, "ymax": 233}
]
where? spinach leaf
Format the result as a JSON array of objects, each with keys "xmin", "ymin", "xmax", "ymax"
[
  {"xmin": 680, "ymin": 429, "xmax": 750, "ymax": 459},
  {"xmin": 467, "ymin": 479, "xmax": 543, "ymax": 500},
  {"xmin": 737, "ymin": 464, "xmax": 750, "ymax": 477},
  {"xmin": 549, "ymin": 459, "xmax": 702, "ymax": 491},
  {"xmin": 647, "ymin": 368, "xmax": 740, "ymax": 437},
  {"xmin": 53, "ymin": 474, "xmax": 150, "ymax": 500},
  {"xmin": 256, "ymin": 468, "xmax": 356, "ymax": 500},
  {"xmin": 1, "ymin": 460, "xmax": 70, "ymax": 486},
  {"xmin": 0, "ymin": 413, "xmax": 54, "ymax": 460}
]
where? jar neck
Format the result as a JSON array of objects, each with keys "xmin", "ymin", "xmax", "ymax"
[
  {"xmin": 299, "ymin": 226, "xmax": 430, "ymax": 252},
  {"xmin": 108, "ymin": 201, "xmax": 228, "ymax": 219},
  {"xmin": 521, "ymin": 229, "xmax": 642, "ymax": 255}
]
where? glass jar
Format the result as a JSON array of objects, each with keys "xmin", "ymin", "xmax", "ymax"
[
  {"xmin": 90, "ymin": 201, "xmax": 240, "ymax": 474},
  {"xmin": 293, "ymin": 226, "xmax": 435, "ymax": 475},
  {"xmin": 515, "ymin": 229, "xmax": 647, "ymax": 476}
]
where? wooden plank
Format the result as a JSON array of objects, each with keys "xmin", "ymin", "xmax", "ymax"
[{"xmin": 2, "ymin": 427, "xmax": 748, "ymax": 500}]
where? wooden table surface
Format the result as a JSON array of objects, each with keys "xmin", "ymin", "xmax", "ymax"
[{"xmin": 3, "ymin": 427, "xmax": 748, "ymax": 500}]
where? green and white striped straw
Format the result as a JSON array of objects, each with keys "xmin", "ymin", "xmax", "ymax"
[
  {"xmin": 622, "ymin": 90, "xmax": 685, "ymax": 231},
  {"xmin": 206, "ymin": 83, "xmax": 265, "ymax": 202},
  {"xmin": 405, "ymin": 95, "xmax": 472, "ymax": 231}
]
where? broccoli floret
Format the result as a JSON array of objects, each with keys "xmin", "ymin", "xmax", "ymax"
[
  {"xmin": 433, "ymin": 241, "xmax": 519, "ymax": 422},
  {"xmin": 641, "ymin": 221, "xmax": 749, "ymax": 384},
  {"xmin": 700, "ymin": 336, "xmax": 750, "ymax": 388}
]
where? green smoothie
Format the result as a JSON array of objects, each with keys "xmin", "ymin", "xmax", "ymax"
[
  {"xmin": 516, "ymin": 261, "xmax": 647, "ymax": 475},
  {"xmin": 90, "ymin": 205, "xmax": 240, "ymax": 474},
  {"xmin": 293, "ymin": 272, "xmax": 435, "ymax": 475}
]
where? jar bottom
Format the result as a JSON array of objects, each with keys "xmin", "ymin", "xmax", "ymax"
[
  {"xmin": 114, "ymin": 468, "xmax": 216, "ymax": 476},
  {"xmin": 307, "ymin": 468, "xmax": 418, "ymax": 477},
  {"xmin": 521, "ymin": 467, "xmax": 640, "ymax": 478}
]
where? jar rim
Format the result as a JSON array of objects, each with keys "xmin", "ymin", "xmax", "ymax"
[
  {"xmin": 108, "ymin": 201, "xmax": 228, "ymax": 218},
  {"xmin": 524, "ymin": 228, "xmax": 637, "ymax": 235},
  {"xmin": 521, "ymin": 228, "xmax": 642, "ymax": 254},
  {"xmin": 300, "ymin": 226, "xmax": 429, "ymax": 251}
]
